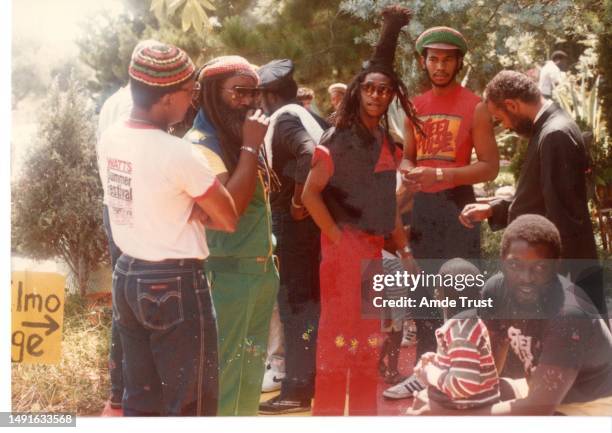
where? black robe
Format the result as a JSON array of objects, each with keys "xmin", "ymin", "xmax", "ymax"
[{"xmin": 488, "ymin": 103, "xmax": 606, "ymax": 315}]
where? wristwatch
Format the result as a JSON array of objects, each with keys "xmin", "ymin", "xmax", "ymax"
[{"xmin": 436, "ymin": 167, "xmax": 444, "ymax": 182}]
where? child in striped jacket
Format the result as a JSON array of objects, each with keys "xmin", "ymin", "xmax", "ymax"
[{"xmin": 412, "ymin": 258, "xmax": 500, "ymax": 410}]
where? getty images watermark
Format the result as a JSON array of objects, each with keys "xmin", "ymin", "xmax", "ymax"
[{"xmin": 371, "ymin": 268, "xmax": 493, "ymax": 309}]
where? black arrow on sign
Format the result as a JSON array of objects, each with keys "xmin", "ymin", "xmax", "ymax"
[{"xmin": 21, "ymin": 314, "xmax": 60, "ymax": 336}]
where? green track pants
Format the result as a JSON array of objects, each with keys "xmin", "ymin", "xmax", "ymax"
[{"xmin": 209, "ymin": 267, "xmax": 279, "ymax": 416}]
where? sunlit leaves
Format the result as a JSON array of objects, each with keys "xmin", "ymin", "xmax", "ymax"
[{"xmin": 149, "ymin": 0, "xmax": 216, "ymax": 36}]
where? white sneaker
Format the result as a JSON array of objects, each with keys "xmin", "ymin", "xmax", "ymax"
[
  {"xmin": 261, "ymin": 364, "xmax": 285, "ymax": 393},
  {"xmin": 382, "ymin": 374, "xmax": 425, "ymax": 399}
]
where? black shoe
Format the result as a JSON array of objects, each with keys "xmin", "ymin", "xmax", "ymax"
[
  {"xmin": 109, "ymin": 394, "xmax": 122, "ymax": 409},
  {"xmin": 258, "ymin": 394, "xmax": 310, "ymax": 415}
]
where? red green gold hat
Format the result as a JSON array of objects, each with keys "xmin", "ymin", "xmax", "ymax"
[
  {"xmin": 129, "ymin": 39, "xmax": 195, "ymax": 87},
  {"xmin": 415, "ymin": 26, "xmax": 468, "ymax": 56}
]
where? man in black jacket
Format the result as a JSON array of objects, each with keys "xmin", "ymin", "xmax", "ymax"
[
  {"xmin": 459, "ymin": 70, "xmax": 607, "ymax": 318},
  {"xmin": 256, "ymin": 59, "xmax": 329, "ymax": 414}
]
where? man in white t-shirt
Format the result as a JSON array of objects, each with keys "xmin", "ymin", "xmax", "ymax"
[
  {"xmin": 98, "ymin": 40, "xmax": 239, "ymax": 416},
  {"xmin": 97, "ymin": 83, "xmax": 132, "ymax": 410},
  {"xmin": 538, "ymin": 50, "xmax": 568, "ymax": 99}
]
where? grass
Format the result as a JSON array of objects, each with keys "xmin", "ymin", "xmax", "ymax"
[{"xmin": 11, "ymin": 293, "xmax": 112, "ymax": 415}]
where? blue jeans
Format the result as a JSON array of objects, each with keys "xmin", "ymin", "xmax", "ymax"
[
  {"xmin": 113, "ymin": 255, "xmax": 218, "ymax": 416},
  {"xmin": 103, "ymin": 205, "xmax": 124, "ymax": 401},
  {"xmin": 102, "ymin": 205, "xmax": 123, "ymax": 400}
]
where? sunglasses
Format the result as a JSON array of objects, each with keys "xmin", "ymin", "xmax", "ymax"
[
  {"xmin": 222, "ymin": 86, "xmax": 261, "ymax": 100},
  {"xmin": 360, "ymin": 82, "xmax": 395, "ymax": 98}
]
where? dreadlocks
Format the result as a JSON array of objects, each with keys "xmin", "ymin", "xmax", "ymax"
[
  {"xmin": 196, "ymin": 71, "xmax": 281, "ymax": 192},
  {"xmin": 198, "ymin": 72, "xmax": 249, "ymax": 173},
  {"xmin": 334, "ymin": 69, "xmax": 423, "ymax": 137}
]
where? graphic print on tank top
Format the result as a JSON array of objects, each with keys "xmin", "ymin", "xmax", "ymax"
[{"xmin": 416, "ymin": 114, "xmax": 462, "ymax": 163}]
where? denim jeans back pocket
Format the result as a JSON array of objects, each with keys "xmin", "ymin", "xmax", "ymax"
[{"xmin": 136, "ymin": 276, "xmax": 184, "ymax": 331}]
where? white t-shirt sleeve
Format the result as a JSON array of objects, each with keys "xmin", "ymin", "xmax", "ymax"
[{"xmin": 167, "ymin": 140, "xmax": 218, "ymax": 198}]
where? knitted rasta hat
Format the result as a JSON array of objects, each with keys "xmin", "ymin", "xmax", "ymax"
[
  {"xmin": 201, "ymin": 55, "xmax": 260, "ymax": 84},
  {"xmin": 362, "ymin": 5, "xmax": 413, "ymax": 76},
  {"xmin": 129, "ymin": 40, "xmax": 195, "ymax": 87},
  {"xmin": 415, "ymin": 26, "xmax": 468, "ymax": 56}
]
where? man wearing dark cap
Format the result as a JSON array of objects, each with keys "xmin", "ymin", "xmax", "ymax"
[
  {"xmin": 99, "ymin": 40, "xmax": 238, "ymax": 416},
  {"xmin": 255, "ymin": 59, "xmax": 329, "ymax": 414},
  {"xmin": 185, "ymin": 55, "xmax": 279, "ymax": 416},
  {"xmin": 387, "ymin": 26, "xmax": 499, "ymax": 400},
  {"xmin": 538, "ymin": 50, "xmax": 569, "ymax": 99}
]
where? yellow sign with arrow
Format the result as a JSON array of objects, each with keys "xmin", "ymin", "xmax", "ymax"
[{"xmin": 11, "ymin": 271, "xmax": 66, "ymax": 364}]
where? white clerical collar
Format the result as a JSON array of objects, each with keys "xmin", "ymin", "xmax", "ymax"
[{"xmin": 534, "ymin": 99, "xmax": 553, "ymax": 124}]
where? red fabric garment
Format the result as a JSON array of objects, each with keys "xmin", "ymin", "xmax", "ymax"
[
  {"xmin": 374, "ymin": 136, "xmax": 401, "ymax": 173},
  {"xmin": 312, "ymin": 227, "xmax": 383, "ymax": 416},
  {"xmin": 433, "ymin": 317, "xmax": 500, "ymax": 405},
  {"xmin": 412, "ymin": 84, "xmax": 481, "ymax": 192},
  {"xmin": 313, "ymin": 137, "xmax": 401, "ymax": 176},
  {"xmin": 312, "ymin": 145, "xmax": 334, "ymax": 176}
]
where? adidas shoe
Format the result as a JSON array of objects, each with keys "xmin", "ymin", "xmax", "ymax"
[{"xmin": 382, "ymin": 374, "xmax": 425, "ymax": 400}]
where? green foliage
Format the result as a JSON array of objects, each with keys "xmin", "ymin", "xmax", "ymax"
[
  {"xmin": 481, "ymin": 222, "xmax": 504, "ymax": 263},
  {"xmin": 508, "ymin": 138, "xmax": 529, "ymax": 182},
  {"xmin": 150, "ymin": 0, "xmax": 216, "ymax": 35},
  {"xmin": 12, "ymin": 75, "xmax": 108, "ymax": 297},
  {"xmin": 11, "ymin": 38, "xmax": 48, "ymax": 108},
  {"xmin": 556, "ymin": 71, "xmax": 611, "ymax": 188},
  {"xmin": 598, "ymin": 0, "xmax": 612, "ymax": 139},
  {"xmin": 77, "ymin": 12, "xmax": 143, "ymax": 105},
  {"xmin": 213, "ymin": 0, "xmax": 373, "ymax": 113},
  {"xmin": 339, "ymin": 0, "xmax": 601, "ymax": 93},
  {"xmin": 81, "ymin": 0, "xmax": 609, "ymax": 114}
]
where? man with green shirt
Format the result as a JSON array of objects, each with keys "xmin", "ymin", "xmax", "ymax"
[{"xmin": 185, "ymin": 55, "xmax": 279, "ymax": 416}]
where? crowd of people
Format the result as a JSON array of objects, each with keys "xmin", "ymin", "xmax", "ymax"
[{"xmin": 96, "ymin": 4, "xmax": 612, "ymax": 417}]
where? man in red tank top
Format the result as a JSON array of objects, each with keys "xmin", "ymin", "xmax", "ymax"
[{"xmin": 383, "ymin": 27, "xmax": 499, "ymax": 400}]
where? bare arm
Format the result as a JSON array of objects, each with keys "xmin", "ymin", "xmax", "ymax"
[
  {"xmin": 217, "ymin": 109, "xmax": 269, "ymax": 216},
  {"xmin": 444, "ymin": 101, "xmax": 499, "ymax": 185},
  {"xmin": 290, "ymin": 182, "xmax": 310, "ymax": 220},
  {"xmin": 216, "ymin": 152, "xmax": 258, "ymax": 216},
  {"xmin": 302, "ymin": 159, "xmax": 342, "ymax": 243},
  {"xmin": 487, "ymin": 364, "xmax": 577, "ymax": 415},
  {"xmin": 404, "ymin": 102, "xmax": 499, "ymax": 187},
  {"xmin": 401, "ymin": 117, "xmax": 418, "ymax": 172},
  {"xmin": 390, "ymin": 207, "xmax": 408, "ymax": 251},
  {"xmin": 194, "ymin": 182, "xmax": 238, "ymax": 233},
  {"xmin": 409, "ymin": 363, "xmax": 577, "ymax": 416}
]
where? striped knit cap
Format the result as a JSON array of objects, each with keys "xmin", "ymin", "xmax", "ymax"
[
  {"xmin": 129, "ymin": 39, "xmax": 195, "ymax": 87},
  {"xmin": 415, "ymin": 26, "xmax": 468, "ymax": 55},
  {"xmin": 201, "ymin": 55, "xmax": 260, "ymax": 84}
]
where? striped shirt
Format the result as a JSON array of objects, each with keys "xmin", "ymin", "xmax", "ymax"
[{"xmin": 428, "ymin": 315, "xmax": 501, "ymax": 409}]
